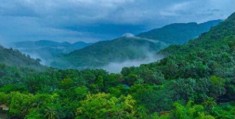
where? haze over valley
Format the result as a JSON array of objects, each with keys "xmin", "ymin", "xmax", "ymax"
[{"xmin": 7, "ymin": 20, "xmax": 221, "ymax": 72}]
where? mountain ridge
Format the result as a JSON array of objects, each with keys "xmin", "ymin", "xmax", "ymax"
[{"xmin": 54, "ymin": 20, "xmax": 221, "ymax": 69}]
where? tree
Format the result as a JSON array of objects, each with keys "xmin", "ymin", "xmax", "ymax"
[
  {"xmin": 209, "ymin": 76, "xmax": 226, "ymax": 99},
  {"xmin": 76, "ymin": 93, "xmax": 142, "ymax": 119},
  {"xmin": 130, "ymin": 84, "xmax": 173, "ymax": 112},
  {"xmin": 172, "ymin": 101, "xmax": 215, "ymax": 119},
  {"xmin": 9, "ymin": 92, "xmax": 35, "ymax": 118},
  {"xmin": 25, "ymin": 109, "xmax": 43, "ymax": 119}
]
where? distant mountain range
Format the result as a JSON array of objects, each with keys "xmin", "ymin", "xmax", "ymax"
[
  {"xmin": 10, "ymin": 40, "xmax": 93, "ymax": 65},
  {"xmin": 51, "ymin": 20, "xmax": 221, "ymax": 69},
  {"xmin": 8, "ymin": 20, "xmax": 221, "ymax": 71}
]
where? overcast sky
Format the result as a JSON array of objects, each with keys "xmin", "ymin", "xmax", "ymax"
[{"xmin": 0, "ymin": 0, "xmax": 234, "ymax": 44}]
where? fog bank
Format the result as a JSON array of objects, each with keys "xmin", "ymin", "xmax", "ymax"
[{"xmin": 101, "ymin": 54, "xmax": 164, "ymax": 73}]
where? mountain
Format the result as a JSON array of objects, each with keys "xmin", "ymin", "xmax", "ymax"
[
  {"xmin": 138, "ymin": 20, "xmax": 221, "ymax": 44},
  {"xmin": 0, "ymin": 45, "xmax": 42, "ymax": 68},
  {"xmin": 118, "ymin": 12, "xmax": 235, "ymax": 116},
  {"xmin": 125, "ymin": 13, "xmax": 235, "ymax": 81},
  {"xmin": 10, "ymin": 40, "xmax": 93, "ymax": 65},
  {"xmin": 54, "ymin": 20, "xmax": 221, "ymax": 69},
  {"xmin": 160, "ymin": 14, "xmax": 235, "ymax": 56},
  {"xmin": 55, "ymin": 36, "xmax": 167, "ymax": 67}
]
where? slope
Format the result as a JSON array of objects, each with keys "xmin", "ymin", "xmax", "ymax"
[
  {"xmin": 0, "ymin": 45, "xmax": 42, "ymax": 68},
  {"xmin": 122, "ymin": 12, "xmax": 235, "ymax": 100},
  {"xmin": 115, "ymin": 12, "xmax": 235, "ymax": 115}
]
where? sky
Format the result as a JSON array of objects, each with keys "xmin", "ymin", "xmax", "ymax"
[{"xmin": 0, "ymin": 0, "xmax": 234, "ymax": 44}]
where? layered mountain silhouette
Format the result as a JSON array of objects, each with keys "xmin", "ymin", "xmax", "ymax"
[
  {"xmin": 10, "ymin": 40, "xmax": 92, "ymax": 65},
  {"xmin": 52, "ymin": 20, "xmax": 221, "ymax": 69}
]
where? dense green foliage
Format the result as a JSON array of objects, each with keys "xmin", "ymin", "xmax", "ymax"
[
  {"xmin": 53, "ymin": 20, "xmax": 220, "ymax": 68},
  {"xmin": 0, "ymin": 13, "xmax": 234, "ymax": 119}
]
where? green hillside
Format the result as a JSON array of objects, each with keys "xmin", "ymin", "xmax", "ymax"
[
  {"xmin": 56, "ymin": 37, "xmax": 166, "ymax": 68},
  {"xmin": 119, "ymin": 12, "xmax": 235, "ymax": 117},
  {"xmin": 0, "ymin": 45, "xmax": 42, "ymax": 68},
  {"xmin": 54, "ymin": 20, "xmax": 221, "ymax": 68}
]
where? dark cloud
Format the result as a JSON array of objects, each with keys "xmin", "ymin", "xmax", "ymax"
[{"xmin": 0, "ymin": 0, "xmax": 234, "ymax": 44}]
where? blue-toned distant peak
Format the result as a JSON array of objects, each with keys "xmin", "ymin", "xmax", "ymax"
[{"xmin": 138, "ymin": 20, "xmax": 222, "ymax": 44}]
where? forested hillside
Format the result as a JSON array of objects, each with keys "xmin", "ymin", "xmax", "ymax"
[
  {"xmin": 0, "ymin": 13, "xmax": 234, "ymax": 119},
  {"xmin": 0, "ymin": 45, "xmax": 42, "ymax": 68},
  {"xmin": 53, "ymin": 20, "xmax": 220, "ymax": 69},
  {"xmin": 55, "ymin": 36, "xmax": 167, "ymax": 68}
]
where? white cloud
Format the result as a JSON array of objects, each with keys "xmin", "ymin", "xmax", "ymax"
[{"xmin": 101, "ymin": 53, "xmax": 164, "ymax": 73}]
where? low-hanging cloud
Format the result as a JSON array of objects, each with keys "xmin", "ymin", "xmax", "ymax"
[{"xmin": 100, "ymin": 52, "xmax": 165, "ymax": 73}]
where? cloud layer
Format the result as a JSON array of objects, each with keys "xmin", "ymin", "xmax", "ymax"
[{"xmin": 0, "ymin": 0, "xmax": 234, "ymax": 43}]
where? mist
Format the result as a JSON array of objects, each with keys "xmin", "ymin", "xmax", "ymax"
[
  {"xmin": 17, "ymin": 51, "xmax": 49, "ymax": 65},
  {"xmin": 1, "ymin": 35, "xmax": 165, "ymax": 73},
  {"xmin": 100, "ymin": 53, "xmax": 164, "ymax": 73}
]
